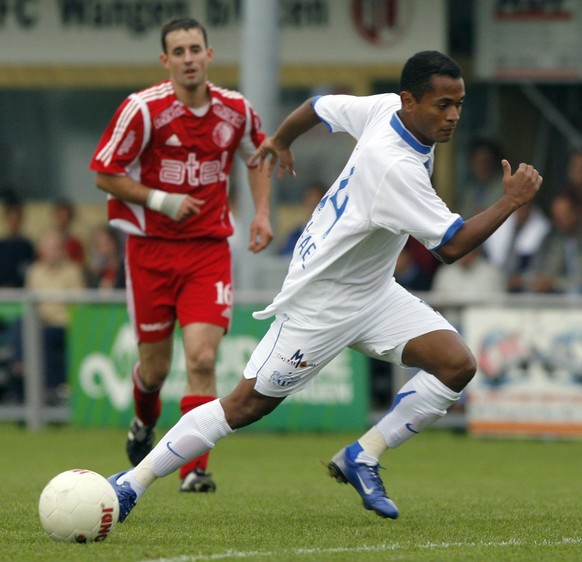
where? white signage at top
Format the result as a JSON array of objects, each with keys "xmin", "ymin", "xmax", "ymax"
[
  {"xmin": 476, "ymin": 0, "xmax": 582, "ymax": 81},
  {"xmin": 1, "ymin": 0, "xmax": 445, "ymax": 65}
]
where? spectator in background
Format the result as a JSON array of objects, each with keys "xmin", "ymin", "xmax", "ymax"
[
  {"xmin": 557, "ymin": 149, "xmax": 582, "ymax": 200},
  {"xmin": 52, "ymin": 198, "xmax": 85, "ymax": 264},
  {"xmin": 0, "ymin": 194, "xmax": 35, "ymax": 288},
  {"xmin": 26, "ymin": 228, "xmax": 86, "ymax": 334},
  {"xmin": 530, "ymin": 191, "xmax": 582, "ymax": 294},
  {"xmin": 86, "ymin": 224, "xmax": 125, "ymax": 290},
  {"xmin": 5, "ymin": 228, "xmax": 85, "ymax": 404},
  {"xmin": 457, "ymin": 138, "xmax": 505, "ymax": 218},
  {"xmin": 394, "ymin": 237, "xmax": 441, "ymax": 291},
  {"xmin": 278, "ymin": 184, "xmax": 327, "ymax": 256},
  {"xmin": 432, "ymin": 247, "xmax": 505, "ymax": 300},
  {"xmin": 482, "ymin": 201, "xmax": 550, "ymax": 292},
  {"xmin": 430, "ymin": 246, "xmax": 506, "ymax": 416},
  {"xmin": 0, "ymin": 191, "xmax": 35, "ymax": 402},
  {"xmin": 376, "ymin": 215, "xmax": 443, "ymax": 416}
]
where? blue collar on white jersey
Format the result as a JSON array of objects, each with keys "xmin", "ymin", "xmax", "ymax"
[{"xmin": 390, "ymin": 112, "xmax": 432, "ymax": 155}]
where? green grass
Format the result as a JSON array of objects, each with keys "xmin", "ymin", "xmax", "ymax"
[{"xmin": 1, "ymin": 424, "xmax": 580, "ymax": 562}]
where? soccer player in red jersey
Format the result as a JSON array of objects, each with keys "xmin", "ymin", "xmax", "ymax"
[{"xmin": 90, "ymin": 17, "xmax": 273, "ymax": 492}]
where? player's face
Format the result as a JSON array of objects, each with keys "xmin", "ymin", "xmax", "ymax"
[
  {"xmin": 161, "ymin": 28, "xmax": 214, "ymax": 92},
  {"xmin": 401, "ymin": 76, "xmax": 465, "ymax": 145}
]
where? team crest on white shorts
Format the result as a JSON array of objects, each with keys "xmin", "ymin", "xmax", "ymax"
[{"xmin": 269, "ymin": 370, "xmax": 301, "ymax": 388}]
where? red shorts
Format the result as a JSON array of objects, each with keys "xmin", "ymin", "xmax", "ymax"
[{"xmin": 125, "ymin": 236, "xmax": 233, "ymax": 343}]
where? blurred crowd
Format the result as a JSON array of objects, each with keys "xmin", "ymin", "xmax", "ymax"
[
  {"xmin": 0, "ymin": 193, "xmax": 126, "ymax": 405},
  {"xmin": 398, "ymin": 143, "xmax": 582, "ymax": 300},
  {"xmin": 2, "ymin": 144, "xmax": 582, "ymax": 409},
  {"xmin": 390, "ymin": 143, "xmax": 582, "ymax": 412}
]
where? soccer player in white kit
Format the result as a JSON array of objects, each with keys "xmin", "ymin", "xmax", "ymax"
[{"xmin": 109, "ymin": 51, "xmax": 543, "ymax": 522}]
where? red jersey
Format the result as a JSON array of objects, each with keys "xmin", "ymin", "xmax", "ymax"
[{"xmin": 90, "ymin": 80, "xmax": 265, "ymax": 240}]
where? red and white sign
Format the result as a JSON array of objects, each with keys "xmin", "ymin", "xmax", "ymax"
[
  {"xmin": 351, "ymin": 0, "xmax": 414, "ymax": 45},
  {"xmin": 0, "ymin": 0, "xmax": 445, "ymax": 66},
  {"xmin": 476, "ymin": 0, "xmax": 582, "ymax": 81},
  {"xmin": 465, "ymin": 306, "xmax": 582, "ymax": 438}
]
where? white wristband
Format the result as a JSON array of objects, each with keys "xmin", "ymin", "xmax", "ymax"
[{"xmin": 146, "ymin": 189, "xmax": 167, "ymax": 212}]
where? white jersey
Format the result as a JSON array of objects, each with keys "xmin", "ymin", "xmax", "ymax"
[{"xmin": 254, "ymin": 93, "xmax": 463, "ymax": 322}]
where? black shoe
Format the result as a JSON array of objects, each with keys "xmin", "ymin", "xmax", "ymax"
[
  {"xmin": 179, "ymin": 469, "xmax": 217, "ymax": 493},
  {"xmin": 126, "ymin": 417, "xmax": 155, "ymax": 466}
]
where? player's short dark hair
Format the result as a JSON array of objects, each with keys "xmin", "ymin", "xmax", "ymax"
[
  {"xmin": 161, "ymin": 17, "xmax": 208, "ymax": 53},
  {"xmin": 400, "ymin": 51, "xmax": 462, "ymax": 102}
]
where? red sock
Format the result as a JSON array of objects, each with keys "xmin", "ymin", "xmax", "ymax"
[
  {"xmin": 132, "ymin": 363, "xmax": 161, "ymax": 427},
  {"xmin": 179, "ymin": 394, "xmax": 216, "ymax": 479}
]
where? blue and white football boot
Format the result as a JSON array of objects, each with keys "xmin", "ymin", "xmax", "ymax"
[
  {"xmin": 107, "ymin": 471, "xmax": 138, "ymax": 523},
  {"xmin": 327, "ymin": 442, "xmax": 399, "ymax": 519}
]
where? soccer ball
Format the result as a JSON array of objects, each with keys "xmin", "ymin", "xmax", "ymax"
[{"xmin": 38, "ymin": 469, "xmax": 120, "ymax": 542}]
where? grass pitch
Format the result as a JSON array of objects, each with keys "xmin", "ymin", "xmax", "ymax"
[{"xmin": 1, "ymin": 424, "xmax": 580, "ymax": 562}]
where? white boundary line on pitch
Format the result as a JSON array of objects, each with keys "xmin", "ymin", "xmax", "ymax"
[{"xmin": 139, "ymin": 537, "xmax": 582, "ymax": 562}]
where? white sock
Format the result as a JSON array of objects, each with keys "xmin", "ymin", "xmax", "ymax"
[
  {"xmin": 118, "ymin": 399, "xmax": 233, "ymax": 498},
  {"xmin": 361, "ymin": 370, "xmax": 461, "ymax": 456}
]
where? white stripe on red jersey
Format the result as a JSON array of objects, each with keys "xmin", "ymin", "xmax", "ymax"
[{"xmin": 90, "ymin": 80, "xmax": 265, "ymax": 240}]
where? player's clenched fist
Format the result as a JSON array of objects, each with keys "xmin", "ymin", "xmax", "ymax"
[
  {"xmin": 501, "ymin": 159, "xmax": 543, "ymax": 208},
  {"xmin": 146, "ymin": 189, "xmax": 205, "ymax": 221}
]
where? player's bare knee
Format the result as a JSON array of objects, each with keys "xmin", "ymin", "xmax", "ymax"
[
  {"xmin": 139, "ymin": 363, "xmax": 170, "ymax": 389},
  {"xmin": 186, "ymin": 349, "xmax": 216, "ymax": 379},
  {"xmin": 221, "ymin": 383, "xmax": 281, "ymax": 429},
  {"xmin": 223, "ymin": 397, "xmax": 266, "ymax": 429},
  {"xmin": 446, "ymin": 352, "xmax": 476, "ymax": 391}
]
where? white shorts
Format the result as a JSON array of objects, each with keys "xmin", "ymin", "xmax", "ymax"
[{"xmin": 243, "ymin": 282, "xmax": 457, "ymax": 398}]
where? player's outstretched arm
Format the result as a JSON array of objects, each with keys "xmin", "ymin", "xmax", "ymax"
[
  {"xmin": 435, "ymin": 160, "xmax": 543, "ymax": 264},
  {"xmin": 246, "ymin": 165, "xmax": 273, "ymax": 253},
  {"xmin": 248, "ymin": 98, "xmax": 322, "ymax": 179}
]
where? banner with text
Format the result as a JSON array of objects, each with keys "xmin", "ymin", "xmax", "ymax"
[
  {"xmin": 465, "ymin": 306, "xmax": 582, "ymax": 438},
  {"xmin": 0, "ymin": 0, "xmax": 445, "ymax": 65},
  {"xmin": 476, "ymin": 0, "xmax": 582, "ymax": 81},
  {"xmin": 69, "ymin": 303, "xmax": 369, "ymax": 431}
]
